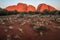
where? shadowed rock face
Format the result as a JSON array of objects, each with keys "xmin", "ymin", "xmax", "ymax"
[
  {"xmin": 37, "ymin": 3, "xmax": 56, "ymax": 12},
  {"xmin": 5, "ymin": 3, "xmax": 56, "ymax": 12},
  {"xmin": 27, "ymin": 5, "xmax": 36, "ymax": 12},
  {"xmin": 48, "ymin": 5, "xmax": 56, "ymax": 11}
]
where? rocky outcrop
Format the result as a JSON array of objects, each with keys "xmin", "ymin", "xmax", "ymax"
[
  {"xmin": 5, "ymin": 3, "xmax": 56, "ymax": 12},
  {"xmin": 5, "ymin": 3, "xmax": 36, "ymax": 12},
  {"xmin": 37, "ymin": 3, "xmax": 56, "ymax": 12},
  {"xmin": 16, "ymin": 3, "xmax": 27, "ymax": 12},
  {"xmin": 48, "ymin": 5, "xmax": 56, "ymax": 11},
  {"xmin": 6, "ymin": 5, "xmax": 16, "ymax": 11},
  {"xmin": 27, "ymin": 5, "xmax": 36, "ymax": 12}
]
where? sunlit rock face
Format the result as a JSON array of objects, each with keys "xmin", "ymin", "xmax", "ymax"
[
  {"xmin": 5, "ymin": 3, "xmax": 27, "ymax": 12},
  {"xmin": 37, "ymin": 4, "xmax": 48, "ymax": 12},
  {"xmin": 16, "ymin": 3, "xmax": 27, "ymax": 12},
  {"xmin": 37, "ymin": 3, "xmax": 56, "ymax": 12},
  {"xmin": 27, "ymin": 5, "xmax": 36, "ymax": 12},
  {"xmin": 5, "ymin": 3, "xmax": 56, "ymax": 12},
  {"xmin": 6, "ymin": 5, "xmax": 16, "ymax": 11},
  {"xmin": 5, "ymin": 3, "xmax": 36, "ymax": 12}
]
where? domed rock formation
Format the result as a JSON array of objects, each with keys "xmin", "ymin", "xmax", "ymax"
[
  {"xmin": 16, "ymin": 3, "xmax": 27, "ymax": 12},
  {"xmin": 5, "ymin": 3, "xmax": 27, "ymax": 12},
  {"xmin": 5, "ymin": 3, "xmax": 56, "ymax": 12},
  {"xmin": 5, "ymin": 3, "xmax": 36, "ymax": 12},
  {"xmin": 6, "ymin": 5, "xmax": 16, "ymax": 11},
  {"xmin": 48, "ymin": 5, "xmax": 56, "ymax": 11},
  {"xmin": 27, "ymin": 5, "xmax": 36, "ymax": 12},
  {"xmin": 37, "ymin": 3, "xmax": 56, "ymax": 12}
]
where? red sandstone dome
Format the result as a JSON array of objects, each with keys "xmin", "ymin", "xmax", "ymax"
[
  {"xmin": 5, "ymin": 3, "xmax": 56, "ymax": 12},
  {"xmin": 16, "ymin": 3, "xmax": 27, "ymax": 12},
  {"xmin": 5, "ymin": 3, "xmax": 27, "ymax": 12},
  {"xmin": 27, "ymin": 5, "xmax": 36, "ymax": 12},
  {"xmin": 48, "ymin": 5, "xmax": 56, "ymax": 11},
  {"xmin": 6, "ymin": 5, "xmax": 16, "ymax": 11},
  {"xmin": 5, "ymin": 3, "xmax": 36, "ymax": 12},
  {"xmin": 37, "ymin": 3, "xmax": 56, "ymax": 12}
]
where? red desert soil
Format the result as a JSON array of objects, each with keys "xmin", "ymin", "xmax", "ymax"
[{"xmin": 0, "ymin": 17, "xmax": 60, "ymax": 40}]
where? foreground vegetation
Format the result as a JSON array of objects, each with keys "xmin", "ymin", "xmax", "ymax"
[{"xmin": 0, "ymin": 8, "xmax": 60, "ymax": 37}]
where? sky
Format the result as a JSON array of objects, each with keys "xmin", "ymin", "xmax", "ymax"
[{"xmin": 0, "ymin": 0, "xmax": 60, "ymax": 10}]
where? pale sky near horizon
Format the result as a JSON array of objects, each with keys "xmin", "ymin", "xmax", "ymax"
[{"xmin": 0, "ymin": 0, "xmax": 60, "ymax": 10}]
